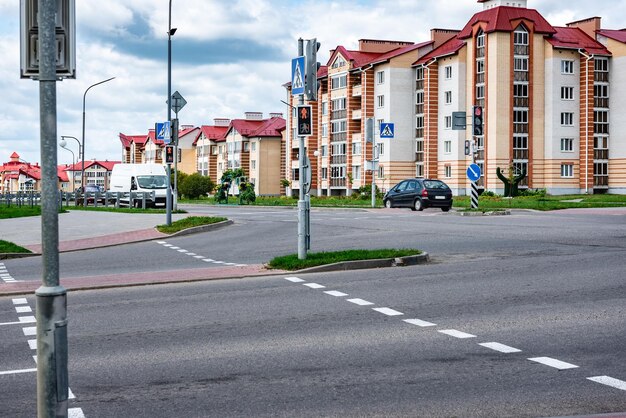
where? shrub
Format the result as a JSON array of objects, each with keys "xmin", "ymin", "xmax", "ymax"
[{"xmin": 179, "ymin": 173, "xmax": 215, "ymax": 199}]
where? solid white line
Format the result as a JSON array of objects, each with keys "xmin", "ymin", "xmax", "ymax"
[
  {"xmin": 68, "ymin": 407, "xmax": 85, "ymax": 418},
  {"xmin": 324, "ymin": 290, "xmax": 348, "ymax": 297},
  {"xmin": 0, "ymin": 321, "xmax": 25, "ymax": 326},
  {"xmin": 15, "ymin": 306, "xmax": 32, "ymax": 313},
  {"xmin": 303, "ymin": 283, "xmax": 325, "ymax": 289},
  {"xmin": 284, "ymin": 277, "xmax": 305, "ymax": 283},
  {"xmin": 19, "ymin": 316, "xmax": 36, "ymax": 324},
  {"xmin": 528, "ymin": 357, "xmax": 579, "ymax": 370},
  {"xmin": 28, "ymin": 339, "xmax": 37, "ymax": 350},
  {"xmin": 0, "ymin": 368, "xmax": 37, "ymax": 376},
  {"xmin": 438, "ymin": 329, "xmax": 476, "ymax": 339},
  {"xmin": 4, "ymin": 279, "xmax": 17, "ymax": 282},
  {"xmin": 587, "ymin": 376, "xmax": 626, "ymax": 391},
  {"xmin": 347, "ymin": 298, "xmax": 374, "ymax": 306},
  {"xmin": 372, "ymin": 307, "xmax": 404, "ymax": 316},
  {"xmin": 23, "ymin": 327, "xmax": 36, "ymax": 336},
  {"xmin": 403, "ymin": 318, "xmax": 437, "ymax": 327},
  {"xmin": 479, "ymin": 342, "xmax": 522, "ymax": 353}
]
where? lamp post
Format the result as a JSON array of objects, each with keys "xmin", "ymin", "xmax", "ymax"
[
  {"xmin": 61, "ymin": 135, "xmax": 80, "ymax": 191},
  {"xmin": 81, "ymin": 77, "xmax": 115, "ymax": 206},
  {"xmin": 166, "ymin": 0, "xmax": 177, "ymax": 225},
  {"xmin": 59, "ymin": 139, "xmax": 75, "ymax": 192}
]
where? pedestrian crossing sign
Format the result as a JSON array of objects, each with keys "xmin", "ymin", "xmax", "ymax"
[
  {"xmin": 291, "ymin": 56, "xmax": 305, "ymax": 95},
  {"xmin": 380, "ymin": 123, "xmax": 395, "ymax": 138}
]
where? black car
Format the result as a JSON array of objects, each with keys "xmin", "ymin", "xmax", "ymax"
[{"xmin": 383, "ymin": 178, "xmax": 453, "ymax": 212}]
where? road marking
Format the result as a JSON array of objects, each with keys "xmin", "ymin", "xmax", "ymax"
[
  {"xmin": 186, "ymin": 253, "xmax": 196, "ymax": 256},
  {"xmin": 587, "ymin": 376, "xmax": 626, "ymax": 391},
  {"xmin": 372, "ymin": 307, "xmax": 404, "ymax": 316},
  {"xmin": 194, "ymin": 255, "xmax": 204, "ymax": 259},
  {"xmin": 23, "ymin": 327, "xmax": 36, "ymax": 336},
  {"xmin": 68, "ymin": 387, "xmax": 75, "ymax": 399},
  {"xmin": 403, "ymin": 318, "xmax": 437, "ymax": 327},
  {"xmin": 235, "ymin": 264, "xmax": 247, "ymax": 267},
  {"xmin": 438, "ymin": 329, "xmax": 476, "ymax": 339},
  {"xmin": 479, "ymin": 342, "xmax": 522, "ymax": 353},
  {"xmin": 304, "ymin": 283, "xmax": 325, "ymax": 289},
  {"xmin": 324, "ymin": 290, "xmax": 348, "ymax": 297},
  {"xmin": 285, "ymin": 277, "xmax": 305, "ymax": 283},
  {"xmin": 32, "ymin": 355, "xmax": 37, "ymax": 364},
  {"xmin": 15, "ymin": 306, "xmax": 32, "ymax": 313},
  {"xmin": 68, "ymin": 407, "xmax": 85, "ymax": 418},
  {"xmin": 19, "ymin": 316, "xmax": 36, "ymax": 324},
  {"xmin": 347, "ymin": 298, "xmax": 374, "ymax": 306},
  {"xmin": 177, "ymin": 249, "xmax": 188, "ymax": 253},
  {"xmin": 162, "ymin": 244, "xmax": 173, "ymax": 247},
  {"xmin": 169, "ymin": 246, "xmax": 180, "ymax": 250},
  {"xmin": 156, "ymin": 241, "xmax": 167, "ymax": 244},
  {"xmin": 12, "ymin": 298, "xmax": 28, "ymax": 305},
  {"xmin": 28, "ymin": 339, "xmax": 37, "ymax": 350},
  {"xmin": 202, "ymin": 259, "xmax": 214, "ymax": 262},
  {"xmin": 528, "ymin": 357, "xmax": 579, "ymax": 370},
  {"xmin": 212, "ymin": 261, "xmax": 225, "ymax": 264},
  {"xmin": 0, "ymin": 368, "xmax": 37, "ymax": 376}
]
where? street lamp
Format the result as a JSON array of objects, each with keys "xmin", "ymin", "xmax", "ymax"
[
  {"xmin": 59, "ymin": 139, "xmax": 75, "ymax": 192},
  {"xmin": 81, "ymin": 76, "xmax": 115, "ymax": 205},
  {"xmin": 61, "ymin": 135, "xmax": 80, "ymax": 191},
  {"xmin": 166, "ymin": 0, "xmax": 177, "ymax": 225}
]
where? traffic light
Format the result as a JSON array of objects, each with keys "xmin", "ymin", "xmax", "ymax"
[
  {"xmin": 305, "ymin": 38, "xmax": 321, "ymax": 101},
  {"xmin": 297, "ymin": 105, "xmax": 312, "ymax": 136},
  {"xmin": 165, "ymin": 145, "xmax": 174, "ymax": 164},
  {"xmin": 464, "ymin": 140, "xmax": 471, "ymax": 156},
  {"xmin": 472, "ymin": 106, "xmax": 483, "ymax": 136}
]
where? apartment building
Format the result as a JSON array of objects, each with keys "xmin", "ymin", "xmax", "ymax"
[{"xmin": 194, "ymin": 119, "xmax": 230, "ymax": 180}]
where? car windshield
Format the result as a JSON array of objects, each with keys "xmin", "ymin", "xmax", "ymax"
[
  {"xmin": 136, "ymin": 175, "xmax": 168, "ymax": 189},
  {"xmin": 423, "ymin": 180, "xmax": 450, "ymax": 190}
]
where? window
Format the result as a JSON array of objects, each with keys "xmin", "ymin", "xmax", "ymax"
[
  {"xmin": 476, "ymin": 32, "xmax": 485, "ymax": 48},
  {"xmin": 321, "ymin": 145, "xmax": 328, "ymax": 156},
  {"xmin": 561, "ymin": 86, "xmax": 574, "ymax": 100},
  {"xmin": 376, "ymin": 71, "xmax": 385, "ymax": 84},
  {"xmin": 251, "ymin": 160, "xmax": 256, "ymax": 169},
  {"xmin": 445, "ymin": 91, "xmax": 452, "ymax": 104},
  {"xmin": 476, "ymin": 85, "xmax": 485, "ymax": 100},
  {"xmin": 377, "ymin": 119, "xmax": 384, "ymax": 133},
  {"xmin": 211, "ymin": 145, "xmax": 217, "ymax": 155},
  {"xmin": 332, "ymin": 97, "xmax": 346, "ymax": 110},
  {"xmin": 415, "ymin": 91, "xmax": 424, "ymax": 105},
  {"xmin": 415, "ymin": 164, "xmax": 424, "ymax": 178},
  {"xmin": 476, "ymin": 60, "xmax": 485, "ymax": 74},
  {"xmin": 514, "ymin": 84, "xmax": 528, "ymax": 97},
  {"xmin": 416, "ymin": 67, "xmax": 424, "ymax": 80},
  {"xmin": 321, "ymin": 101, "xmax": 328, "ymax": 115},
  {"xmin": 514, "ymin": 28, "xmax": 529, "ymax": 46},
  {"xmin": 594, "ymin": 110, "xmax": 609, "ymax": 134},
  {"xmin": 352, "ymin": 166, "xmax": 361, "ymax": 180},
  {"xmin": 444, "ymin": 140, "xmax": 452, "ymax": 154},
  {"xmin": 378, "ymin": 165, "xmax": 384, "ymax": 179},
  {"xmin": 331, "ymin": 120, "xmax": 347, "ymax": 133},
  {"xmin": 444, "ymin": 116, "xmax": 452, "ymax": 129},
  {"xmin": 415, "ymin": 116, "xmax": 423, "ymax": 129},
  {"xmin": 561, "ymin": 163, "xmax": 574, "ymax": 178},
  {"xmin": 331, "ymin": 143, "xmax": 347, "ymax": 155},
  {"xmin": 561, "ymin": 112, "xmax": 574, "ymax": 126},
  {"xmin": 322, "ymin": 123, "xmax": 328, "ymax": 138},
  {"xmin": 331, "ymin": 74, "xmax": 347, "ymax": 89},
  {"xmin": 561, "ymin": 60, "xmax": 574, "ymax": 74},
  {"xmin": 377, "ymin": 95, "xmax": 385, "ymax": 108},
  {"xmin": 378, "ymin": 143, "xmax": 384, "ymax": 156},
  {"xmin": 321, "ymin": 167, "xmax": 328, "ymax": 179},
  {"xmin": 514, "ymin": 57, "xmax": 528, "ymax": 72},
  {"xmin": 445, "ymin": 66, "xmax": 452, "ymax": 79},
  {"xmin": 561, "ymin": 138, "xmax": 574, "ymax": 152},
  {"xmin": 444, "ymin": 165, "xmax": 452, "ymax": 178},
  {"xmin": 243, "ymin": 142, "xmax": 250, "ymax": 152},
  {"xmin": 331, "ymin": 57, "xmax": 346, "ymax": 69},
  {"xmin": 352, "ymin": 141, "xmax": 362, "ymax": 155}
]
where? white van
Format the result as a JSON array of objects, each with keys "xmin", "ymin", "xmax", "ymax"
[{"xmin": 109, "ymin": 164, "xmax": 168, "ymax": 208}]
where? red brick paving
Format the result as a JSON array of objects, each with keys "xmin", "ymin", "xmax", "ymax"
[{"xmin": 25, "ymin": 228, "xmax": 168, "ymax": 253}]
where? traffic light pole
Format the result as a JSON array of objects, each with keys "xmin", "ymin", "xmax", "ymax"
[{"xmin": 297, "ymin": 38, "xmax": 307, "ymax": 260}]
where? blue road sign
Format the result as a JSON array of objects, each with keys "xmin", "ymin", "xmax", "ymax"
[
  {"xmin": 291, "ymin": 56, "xmax": 305, "ymax": 96},
  {"xmin": 380, "ymin": 123, "xmax": 395, "ymax": 138},
  {"xmin": 467, "ymin": 163, "xmax": 481, "ymax": 182},
  {"xmin": 156, "ymin": 121, "xmax": 171, "ymax": 144}
]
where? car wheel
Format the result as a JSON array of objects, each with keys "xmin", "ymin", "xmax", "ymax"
[
  {"xmin": 384, "ymin": 199, "xmax": 392, "ymax": 209},
  {"xmin": 413, "ymin": 199, "xmax": 424, "ymax": 211},
  {"xmin": 441, "ymin": 206, "xmax": 451, "ymax": 212}
]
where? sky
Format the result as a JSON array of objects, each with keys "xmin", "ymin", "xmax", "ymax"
[{"xmin": 0, "ymin": 0, "xmax": 624, "ymax": 166}]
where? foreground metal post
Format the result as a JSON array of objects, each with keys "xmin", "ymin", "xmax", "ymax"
[
  {"xmin": 36, "ymin": 1, "xmax": 68, "ymax": 416},
  {"xmin": 297, "ymin": 38, "xmax": 307, "ymax": 260},
  {"xmin": 165, "ymin": 0, "xmax": 175, "ymax": 225}
]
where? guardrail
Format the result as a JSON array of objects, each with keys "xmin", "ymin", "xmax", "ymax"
[
  {"xmin": 1, "ymin": 191, "xmax": 156, "ymax": 209},
  {"xmin": 0, "ymin": 191, "xmax": 41, "ymax": 207}
]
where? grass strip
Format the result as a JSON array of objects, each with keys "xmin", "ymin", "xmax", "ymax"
[
  {"xmin": 0, "ymin": 206, "xmax": 41, "ymax": 219},
  {"xmin": 156, "ymin": 216, "xmax": 227, "ymax": 234},
  {"xmin": 268, "ymin": 248, "xmax": 421, "ymax": 271},
  {"xmin": 0, "ymin": 240, "xmax": 32, "ymax": 254}
]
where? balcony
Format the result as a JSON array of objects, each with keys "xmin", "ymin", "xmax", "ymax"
[
  {"xmin": 331, "ymin": 109, "xmax": 347, "ymax": 120},
  {"xmin": 352, "ymin": 85, "xmax": 362, "ymax": 96},
  {"xmin": 513, "ymin": 149, "xmax": 529, "ymax": 160},
  {"xmin": 352, "ymin": 109, "xmax": 362, "ymax": 120},
  {"xmin": 594, "ymin": 175, "xmax": 609, "ymax": 187},
  {"xmin": 330, "ymin": 178, "xmax": 346, "ymax": 188},
  {"xmin": 594, "ymin": 149, "xmax": 609, "ymax": 160},
  {"xmin": 331, "ymin": 155, "xmax": 347, "ymax": 164},
  {"xmin": 332, "ymin": 132, "xmax": 347, "ymax": 142}
]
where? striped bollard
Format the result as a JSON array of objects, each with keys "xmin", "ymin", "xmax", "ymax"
[{"xmin": 471, "ymin": 181, "xmax": 479, "ymax": 209}]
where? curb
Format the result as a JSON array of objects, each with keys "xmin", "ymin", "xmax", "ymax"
[
  {"xmin": 455, "ymin": 210, "xmax": 511, "ymax": 216},
  {"xmin": 165, "ymin": 219, "xmax": 233, "ymax": 238},
  {"xmin": 0, "ymin": 252, "xmax": 37, "ymax": 260},
  {"xmin": 293, "ymin": 252, "xmax": 429, "ymax": 273}
]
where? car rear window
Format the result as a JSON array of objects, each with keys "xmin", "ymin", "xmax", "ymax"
[{"xmin": 423, "ymin": 180, "xmax": 449, "ymax": 190}]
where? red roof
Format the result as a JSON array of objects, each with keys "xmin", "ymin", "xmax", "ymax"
[
  {"xmin": 415, "ymin": 36, "xmax": 465, "ymax": 65},
  {"xmin": 327, "ymin": 46, "xmax": 381, "ymax": 69},
  {"xmin": 119, "ymin": 133, "xmax": 148, "ymax": 147},
  {"xmin": 371, "ymin": 41, "xmax": 433, "ymax": 66},
  {"xmin": 10, "ymin": 152, "xmax": 19, "ymax": 159},
  {"xmin": 458, "ymin": 6, "xmax": 556, "ymax": 39},
  {"xmin": 64, "ymin": 160, "xmax": 120, "ymax": 171},
  {"xmin": 548, "ymin": 27, "xmax": 611, "ymax": 55},
  {"xmin": 250, "ymin": 117, "xmax": 286, "ymax": 137},
  {"xmin": 598, "ymin": 29, "xmax": 626, "ymax": 43},
  {"xmin": 57, "ymin": 166, "xmax": 69, "ymax": 182},
  {"xmin": 194, "ymin": 125, "xmax": 229, "ymax": 145}
]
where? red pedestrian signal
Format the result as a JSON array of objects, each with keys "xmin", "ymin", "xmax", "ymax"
[
  {"xmin": 297, "ymin": 105, "xmax": 312, "ymax": 136},
  {"xmin": 165, "ymin": 146, "xmax": 174, "ymax": 164}
]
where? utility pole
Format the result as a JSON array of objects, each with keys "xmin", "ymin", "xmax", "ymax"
[{"xmin": 297, "ymin": 38, "xmax": 307, "ymax": 260}]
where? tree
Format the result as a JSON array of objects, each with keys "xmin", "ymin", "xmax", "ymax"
[{"xmin": 179, "ymin": 173, "xmax": 215, "ymax": 199}]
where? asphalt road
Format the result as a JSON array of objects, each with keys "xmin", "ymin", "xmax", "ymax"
[{"xmin": 1, "ymin": 206, "xmax": 625, "ymax": 416}]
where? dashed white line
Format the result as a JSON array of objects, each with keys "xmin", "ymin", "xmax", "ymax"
[
  {"xmin": 324, "ymin": 290, "xmax": 348, "ymax": 297},
  {"xmin": 285, "ymin": 277, "xmax": 305, "ymax": 283},
  {"xmin": 403, "ymin": 318, "xmax": 436, "ymax": 327},
  {"xmin": 194, "ymin": 255, "xmax": 204, "ymax": 259},
  {"xmin": 0, "ymin": 368, "xmax": 37, "ymax": 376},
  {"xmin": 347, "ymin": 298, "xmax": 374, "ymax": 306},
  {"xmin": 22, "ymin": 327, "xmax": 36, "ymax": 336},
  {"xmin": 169, "ymin": 246, "xmax": 180, "ymax": 250},
  {"xmin": 372, "ymin": 307, "xmax": 404, "ymax": 316},
  {"xmin": 162, "ymin": 244, "xmax": 173, "ymax": 247},
  {"xmin": 304, "ymin": 283, "xmax": 325, "ymax": 289},
  {"xmin": 156, "ymin": 241, "xmax": 167, "ymax": 244},
  {"xmin": 438, "ymin": 329, "xmax": 476, "ymax": 339},
  {"xmin": 28, "ymin": 339, "xmax": 37, "ymax": 350},
  {"xmin": 68, "ymin": 407, "xmax": 85, "ymax": 418},
  {"xmin": 202, "ymin": 259, "xmax": 214, "ymax": 262},
  {"xmin": 528, "ymin": 357, "xmax": 579, "ymax": 370},
  {"xmin": 186, "ymin": 253, "xmax": 196, "ymax": 256},
  {"xmin": 19, "ymin": 316, "xmax": 36, "ymax": 324},
  {"xmin": 587, "ymin": 376, "xmax": 626, "ymax": 391},
  {"xmin": 177, "ymin": 249, "xmax": 188, "ymax": 253},
  {"xmin": 479, "ymin": 342, "xmax": 522, "ymax": 353},
  {"xmin": 15, "ymin": 306, "xmax": 32, "ymax": 314}
]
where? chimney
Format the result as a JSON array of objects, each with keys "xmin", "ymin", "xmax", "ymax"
[
  {"xmin": 431, "ymin": 29, "xmax": 461, "ymax": 49},
  {"xmin": 269, "ymin": 113, "xmax": 283, "ymax": 119},
  {"xmin": 358, "ymin": 39, "xmax": 413, "ymax": 53},
  {"xmin": 567, "ymin": 17, "xmax": 602, "ymax": 39},
  {"xmin": 214, "ymin": 118, "xmax": 230, "ymax": 126},
  {"xmin": 245, "ymin": 112, "xmax": 263, "ymax": 120}
]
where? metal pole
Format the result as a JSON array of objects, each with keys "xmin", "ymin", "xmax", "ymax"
[
  {"xmin": 36, "ymin": 1, "xmax": 68, "ymax": 416},
  {"xmin": 371, "ymin": 143, "xmax": 377, "ymax": 208},
  {"xmin": 297, "ymin": 38, "xmax": 307, "ymax": 260},
  {"xmin": 81, "ymin": 77, "xmax": 115, "ymax": 206},
  {"xmin": 166, "ymin": 0, "xmax": 174, "ymax": 225},
  {"xmin": 61, "ymin": 136, "xmax": 80, "ymax": 192},
  {"xmin": 60, "ymin": 146, "xmax": 74, "ymax": 192},
  {"xmin": 174, "ymin": 113, "xmax": 178, "ymax": 211}
]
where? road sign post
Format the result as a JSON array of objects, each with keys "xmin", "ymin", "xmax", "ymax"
[{"xmin": 467, "ymin": 163, "xmax": 481, "ymax": 209}]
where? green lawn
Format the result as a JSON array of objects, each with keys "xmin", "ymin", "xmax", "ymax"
[
  {"xmin": 156, "ymin": 216, "xmax": 227, "ymax": 234},
  {"xmin": 0, "ymin": 205, "xmax": 42, "ymax": 219},
  {"xmin": 454, "ymin": 194, "xmax": 626, "ymax": 211},
  {"xmin": 0, "ymin": 240, "xmax": 31, "ymax": 254},
  {"xmin": 268, "ymin": 249, "xmax": 421, "ymax": 271}
]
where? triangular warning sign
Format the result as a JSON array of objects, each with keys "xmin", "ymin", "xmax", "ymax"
[
  {"xmin": 381, "ymin": 124, "xmax": 393, "ymax": 137},
  {"xmin": 293, "ymin": 61, "xmax": 304, "ymax": 90}
]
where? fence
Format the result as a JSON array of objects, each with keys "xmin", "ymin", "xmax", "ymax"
[{"xmin": 0, "ymin": 191, "xmax": 156, "ymax": 209}]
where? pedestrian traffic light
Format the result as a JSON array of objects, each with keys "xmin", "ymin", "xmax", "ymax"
[
  {"xmin": 165, "ymin": 145, "xmax": 174, "ymax": 164},
  {"xmin": 296, "ymin": 105, "xmax": 312, "ymax": 136},
  {"xmin": 473, "ymin": 106, "xmax": 483, "ymax": 136},
  {"xmin": 464, "ymin": 140, "xmax": 471, "ymax": 156},
  {"xmin": 305, "ymin": 38, "xmax": 321, "ymax": 101}
]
